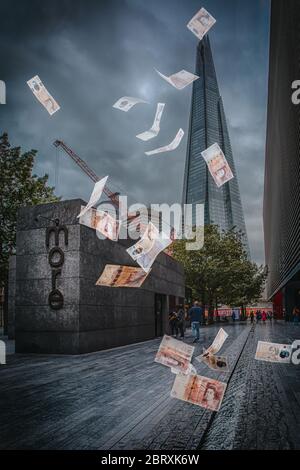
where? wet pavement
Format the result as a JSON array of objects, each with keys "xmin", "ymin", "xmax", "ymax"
[{"xmin": 0, "ymin": 321, "xmax": 299, "ymax": 450}]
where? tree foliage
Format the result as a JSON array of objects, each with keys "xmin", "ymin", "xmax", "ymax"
[
  {"xmin": 0, "ymin": 132, "xmax": 59, "ymax": 284},
  {"xmin": 172, "ymin": 225, "xmax": 266, "ymax": 322}
]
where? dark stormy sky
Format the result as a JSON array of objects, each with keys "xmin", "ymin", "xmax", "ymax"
[{"xmin": 0, "ymin": 0, "xmax": 270, "ymax": 264}]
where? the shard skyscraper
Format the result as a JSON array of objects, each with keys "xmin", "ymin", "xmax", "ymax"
[{"xmin": 182, "ymin": 36, "xmax": 249, "ymax": 254}]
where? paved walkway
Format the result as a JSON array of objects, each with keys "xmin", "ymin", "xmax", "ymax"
[
  {"xmin": 202, "ymin": 321, "xmax": 300, "ymax": 450},
  {"xmin": 0, "ymin": 321, "xmax": 299, "ymax": 450}
]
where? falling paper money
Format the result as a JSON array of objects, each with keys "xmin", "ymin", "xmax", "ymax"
[
  {"xmin": 113, "ymin": 96, "xmax": 148, "ymax": 112},
  {"xmin": 136, "ymin": 103, "xmax": 165, "ymax": 141},
  {"xmin": 127, "ymin": 222, "xmax": 172, "ymax": 272},
  {"xmin": 79, "ymin": 206, "xmax": 103, "ymax": 230},
  {"xmin": 96, "ymin": 265, "xmax": 150, "ymax": 288},
  {"xmin": 95, "ymin": 210, "xmax": 120, "ymax": 241},
  {"xmin": 77, "ymin": 175, "xmax": 108, "ymax": 219},
  {"xmin": 145, "ymin": 128, "xmax": 184, "ymax": 156},
  {"xmin": 200, "ymin": 353, "xmax": 229, "ymax": 373},
  {"xmin": 201, "ymin": 143, "xmax": 234, "ymax": 188},
  {"xmin": 187, "ymin": 7, "xmax": 216, "ymax": 40},
  {"xmin": 196, "ymin": 328, "xmax": 228, "ymax": 364},
  {"xmin": 171, "ymin": 363, "xmax": 197, "ymax": 376},
  {"xmin": 155, "ymin": 335, "xmax": 195, "ymax": 375},
  {"xmin": 79, "ymin": 206, "xmax": 120, "ymax": 241},
  {"xmin": 27, "ymin": 75, "xmax": 60, "ymax": 115},
  {"xmin": 205, "ymin": 328, "xmax": 228, "ymax": 355},
  {"xmin": 155, "ymin": 69, "xmax": 199, "ymax": 90},
  {"xmin": 255, "ymin": 341, "xmax": 292, "ymax": 364},
  {"xmin": 171, "ymin": 373, "xmax": 227, "ymax": 412}
]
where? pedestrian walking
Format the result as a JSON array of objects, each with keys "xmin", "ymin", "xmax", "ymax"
[
  {"xmin": 176, "ymin": 304, "xmax": 185, "ymax": 338},
  {"xmin": 250, "ymin": 310, "xmax": 254, "ymax": 323},
  {"xmin": 256, "ymin": 310, "xmax": 261, "ymax": 322},
  {"xmin": 262, "ymin": 310, "xmax": 267, "ymax": 322},
  {"xmin": 267, "ymin": 311, "xmax": 272, "ymax": 321},
  {"xmin": 231, "ymin": 309, "xmax": 235, "ymax": 322},
  {"xmin": 169, "ymin": 310, "xmax": 178, "ymax": 337},
  {"xmin": 292, "ymin": 306, "xmax": 300, "ymax": 324},
  {"xmin": 188, "ymin": 301, "xmax": 203, "ymax": 343}
]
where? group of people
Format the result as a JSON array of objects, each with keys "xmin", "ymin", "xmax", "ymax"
[
  {"xmin": 249, "ymin": 310, "xmax": 273, "ymax": 323},
  {"xmin": 169, "ymin": 301, "xmax": 204, "ymax": 343},
  {"xmin": 169, "ymin": 302, "xmax": 299, "ymax": 344}
]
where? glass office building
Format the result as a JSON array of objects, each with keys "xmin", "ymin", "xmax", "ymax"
[{"xmin": 182, "ymin": 36, "xmax": 249, "ymax": 254}]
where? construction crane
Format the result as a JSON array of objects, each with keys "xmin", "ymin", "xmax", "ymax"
[
  {"xmin": 53, "ymin": 139, "xmax": 174, "ymax": 247},
  {"xmin": 53, "ymin": 140, "xmax": 120, "ymax": 209}
]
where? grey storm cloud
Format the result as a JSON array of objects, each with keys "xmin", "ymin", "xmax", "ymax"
[{"xmin": 0, "ymin": 0, "xmax": 270, "ymax": 264}]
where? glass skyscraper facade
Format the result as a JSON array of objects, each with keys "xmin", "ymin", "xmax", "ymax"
[{"xmin": 182, "ymin": 36, "xmax": 249, "ymax": 254}]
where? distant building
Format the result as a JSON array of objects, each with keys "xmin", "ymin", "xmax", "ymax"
[
  {"xmin": 264, "ymin": 0, "xmax": 300, "ymax": 318},
  {"xmin": 182, "ymin": 36, "xmax": 249, "ymax": 254}
]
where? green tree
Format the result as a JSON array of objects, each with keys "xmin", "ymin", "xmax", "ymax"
[
  {"xmin": 0, "ymin": 132, "xmax": 59, "ymax": 285},
  {"xmin": 227, "ymin": 262, "xmax": 266, "ymax": 319},
  {"xmin": 173, "ymin": 225, "xmax": 266, "ymax": 323}
]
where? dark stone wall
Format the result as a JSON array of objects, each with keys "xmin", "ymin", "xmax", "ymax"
[
  {"xmin": 15, "ymin": 199, "xmax": 185, "ymax": 354},
  {"xmin": 8, "ymin": 255, "xmax": 16, "ymax": 339}
]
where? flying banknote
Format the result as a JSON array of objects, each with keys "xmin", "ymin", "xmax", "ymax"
[
  {"xmin": 201, "ymin": 143, "xmax": 234, "ymax": 188},
  {"xmin": 77, "ymin": 176, "xmax": 108, "ymax": 219},
  {"xmin": 113, "ymin": 96, "xmax": 148, "ymax": 112},
  {"xmin": 171, "ymin": 373, "xmax": 227, "ymax": 412},
  {"xmin": 187, "ymin": 7, "xmax": 216, "ymax": 40},
  {"xmin": 136, "ymin": 103, "xmax": 165, "ymax": 141},
  {"xmin": 155, "ymin": 69, "xmax": 199, "ymax": 90},
  {"xmin": 27, "ymin": 75, "xmax": 60, "ymax": 115},
  {"xmin": 145, "ymin": 128, "xmax": 184, "ymax": 156}
]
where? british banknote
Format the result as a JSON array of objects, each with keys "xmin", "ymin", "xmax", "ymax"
[
  {"xmin": 126, "ymin": 222, "xmax": 172, "ymax": 272},
  {"xmin": 255, "ymin": 341, "xmax": 292, "ymax": 364},
  {"xmin": 187, "ymin": 7, "xmax": 216, "ymax": 40},
  {"xmin": 171, "ymin": 363, "xmax": 197, "ymax": 375},
  {"xmin": 201, "ymin": 143, "xmax": 234, "ymax": 188},
  {"xmin": 155, "ymin": 335, "xmax": 195, "ymax": 375},
  {"xmin": 171, "ymin": 373, "xmax": 227, "ymax": 412},
  {"xmin": 113, "ymin": 96, "xmax": 148, "ymax": 112},
  {"xmin": 145, "ymin": 128, "xmax": 184, "ymax": 156},
  {"xmin": 77, "ymin": 176, "xmax": 108, "ymax": 219},
  {"xmin": 201, "ymin": 352, "xmax": 229, "ymax": 372},
  {"xmin": 205, "ymin": 328, "xmax": 228, "ymax": 355},
  {"xmin": 136, "ymin": 103, "xmax": 165, "ymax": 141},
  {"xmin": 96, "ymin": 264, "xmax": 150, "ymax": 288},
  {"xmin": 27, "ymin": 75, "xmax": 60, "ymax": 115},
  {"xmin": 155, "ymin": 69, "xmax": 199, "ymax": 90},
  {"xmin": 79, "ymin": 206, "xmax": 120, "ymax": 241}
]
